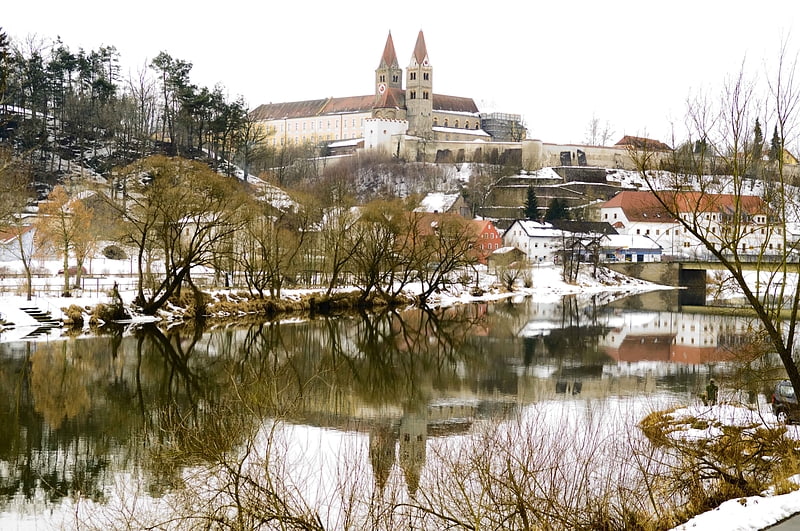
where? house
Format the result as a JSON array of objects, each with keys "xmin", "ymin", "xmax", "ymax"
[
  {"xmin": 0, "ymin": 225, "xmax": 35, "ymax": 262},
  {"xmin": 414, "ymin": 192, "xmax": 470, "ymax": 217},
  {"xmin": 487, "ymin": 246, "xmax": 527, "ymax": 272},
  {"xmin": 502, "ymin": 220, "xmax": 564, "ymax": 264},
  {"xmin": 599, "ymin": 190, "xmax": 783, "ymax": 259},
  {"xmin": 470, "ymin": 219, "xmax": 502, "ymax": 264}
]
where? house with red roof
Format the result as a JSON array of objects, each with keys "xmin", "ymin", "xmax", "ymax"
[
  {"xmin": 471, "ymin": 219, "xmax": 501, "ymax": 264},
  {"xmin": 599, "ymin": 190, "xmax": 784, "ymax": 258}
]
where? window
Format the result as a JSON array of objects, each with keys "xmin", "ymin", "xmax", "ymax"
[
  {"xmin": 444, "ymin": 118, "xmax": 449, "ymax": 127},
  {"xmin": 636, "ymin": 229, "xmax": 641, "ymax": 235},
  {"xmin": 604, "ymin": 213, "xmax": 608, "ymax": 219},
  {"xmin": 423, "ymin": 91, "xmax": 429, "ymax": 99},
  {"xmin": 423, "ymin": 72, "xmax": 429, "ymax": 80},
  {"xmin": 433, "ymin": 117, "xmax": 438, "ymax": 126},
  {"xmin": 466, "ymin": 121, "xmax": 470, "ymax": 129},
  {"xmin": 613, "ymin": 213, "xmax": 617, "ymax": 219},
  {"xmin": 454, "ymin": 120, "xmax": 459, "ymax": 128},
  {"xmin": 410, "ymin": 72, "xmax": 416, "ymax": 80},
  {"xmin": 410, "ymin": 91, "xmax": 416, "ymax": 99}
]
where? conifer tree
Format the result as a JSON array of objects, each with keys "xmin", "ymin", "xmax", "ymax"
[
  {"xmin": 752, "ymin": 118, "xmax": 763, "ymax": 161},
  {"xmin": 545, "ymin": 198, "xmax": 569, "ymax": 221},
  {"xmin": 523, "ymin": 185, "xmax": 539, "ymax": 220},
  {"xmin": 769, "ymin": 125, "xmax": 782, "ymax": 162}
]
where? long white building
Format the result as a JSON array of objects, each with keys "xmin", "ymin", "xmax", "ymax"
[{"xmin": 599, "ymin": 190, "xmax": 785, "ymax": 259}]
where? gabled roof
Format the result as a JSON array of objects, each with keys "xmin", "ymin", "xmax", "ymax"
[
  {"xmin": 602, "ymin": 190, "xmax": 766, "ymax": 222},
  {"xmin": 379, "ymin": 32, "xmax": 399, "ymax": 68},
  {"xmin": 414, "ymin": 192, "xmax": 461, "ymax": 213},
  {"xmin": 0, "ymin": 224, "xmax": 34, "ymax": 245},
  {"xmin": 374, "ymin": 87, "xmax": 405, "ymax": 109},
  {"xmin": 433, "ymin": 94, "xmax": 479, "ymax": 114},
  {"xmin": 615, "ymin": 135, "xmax": 672, "ymax": 151},
  {"xmin": 250, "ymin": 96, "xmax": 376, "ymax": 121},
  {"xmin": 507, "ymin": 220, "xmax": 563, "ymax": 238},
  {"xmin": 470, "ymin": 219, "xmax": 498, "ymax": 236}
]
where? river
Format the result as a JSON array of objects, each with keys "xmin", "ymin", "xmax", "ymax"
[{"xmin": 0, "ymin": 290, "xmax": 776, "ymax": 528}]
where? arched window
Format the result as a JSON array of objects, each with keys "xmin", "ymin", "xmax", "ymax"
[
  {"xmin": 454, "ymin": 120, "xmax": 459, "ymax": 128},
  {"xmin": 444, "ymin": 118, "xmax": 449, "ymax": 127},
  {"xmin": 433, "ymin": 117, "xmax": 438, "ymax": 126},
  {"xmin": 465, "ymin": 121, "xmax": 470, "ymax": 129}
]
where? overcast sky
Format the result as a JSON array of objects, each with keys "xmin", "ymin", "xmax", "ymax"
[{"xmin": 3, "ymin": 0, "xmax": 798, "ymax": 147}]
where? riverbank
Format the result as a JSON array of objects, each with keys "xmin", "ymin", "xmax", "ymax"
[{"xmin": 0, "ymin": 262, "xmax": 667, "ymax": 339}]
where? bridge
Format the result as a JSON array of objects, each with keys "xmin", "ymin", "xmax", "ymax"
[{"xmin": 605, "ymin": 259, "xmax": 800, "ymax": 306}]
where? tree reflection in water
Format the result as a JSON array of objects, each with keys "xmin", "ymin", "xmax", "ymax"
[
  {"xmin": 0, "ymin": 305, "xmax": 491, "ymax": 511},
  {"xmin": 1, "ymin": 296, "xmax": 762, "ymax": 527}
]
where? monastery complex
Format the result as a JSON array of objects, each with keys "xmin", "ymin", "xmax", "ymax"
[{"xmin": 249, "ymin": 31, "xmax": 660, "ymax": 171}]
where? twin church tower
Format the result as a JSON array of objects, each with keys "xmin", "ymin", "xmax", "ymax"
[
  {"xmin": 251, "ymin": 31, "xmax": 489, "ymax": 148},
  {"xmin": 373, "ymin": 31, "xmax": 437, "ymax": 137}
]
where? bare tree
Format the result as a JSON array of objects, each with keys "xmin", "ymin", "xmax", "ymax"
[
  {"xmin": 584, "ymin": 114, "xmax": 616, "ymax": 146},
  {"xmin": 108, "ymin": 156, "xmax": 248, "ymax": 314},
  {"xmin": 629, "ymin": 45, "xmax": 800, "ymax": 397}
]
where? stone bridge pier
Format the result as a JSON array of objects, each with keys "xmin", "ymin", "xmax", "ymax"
[{"xmin": 606, "ymin": 261, "xmax": 707, "ymax": 306}]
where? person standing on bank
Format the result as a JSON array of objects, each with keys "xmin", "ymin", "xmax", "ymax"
[{"xmin": 706, "ymin": 378, "xmax": 718, "ymax": 405}]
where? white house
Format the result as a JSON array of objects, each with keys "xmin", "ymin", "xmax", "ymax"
[
  {"xmin": 503, "ymin": 220, "xmax": 564, "ymax": 263},
  {"xmin": 599, "ymin": 190, "xmax": 784, "ymax": 259}
]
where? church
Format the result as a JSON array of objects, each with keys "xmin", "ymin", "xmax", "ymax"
[{"xmin": 249, "ymin": 31, "xmax": 523, "ymax": 152}]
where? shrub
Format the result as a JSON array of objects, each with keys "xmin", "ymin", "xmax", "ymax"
[{"xmin": 62, "ymin": 304, "xmax": 85, "ymax": 326}]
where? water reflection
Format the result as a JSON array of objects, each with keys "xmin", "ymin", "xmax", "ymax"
[{"xmin": 0, "ymin": 294, "xmax": 772, "ymax": 514}]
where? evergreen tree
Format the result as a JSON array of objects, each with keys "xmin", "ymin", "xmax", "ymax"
[
  {"xmin": 752, "ymin": 118, "xmax": 763, "ymax": 161},
  {"xmin": 769, "ymin": 125, "xmax": 782, "ymax": 162},
  {"xmin": 545, "ymin": 197, "xmax": 569, "ymax": 221},
  {"xmin": 523, "ymin": 185, "xmax": 539, "ymax": 220},
  {"xmin": 0, "ymin": 28, "xmax": 9, "ymax": 111}
]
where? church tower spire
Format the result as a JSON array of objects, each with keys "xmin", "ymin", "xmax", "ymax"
[
  {"xmin": 375, "ymin": 32, "xmax": 402, "ymax": 100},
  {"xmin": 405, "ymin": 30, "xmax": 433, "ymax": 137}
]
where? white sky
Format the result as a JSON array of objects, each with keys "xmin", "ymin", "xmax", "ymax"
[{"xmin": 2, "ymin": 0, "xmax": 799, "ymax": 146}]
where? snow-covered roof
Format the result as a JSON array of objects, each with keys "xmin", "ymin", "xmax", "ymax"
[
  {"xmin": 328, "ymin": 138, "xmax": 363, "ymax": 148},
  {"xmin": 507, "ymin": 220, "xmax": 564, "ymax": 238},
  {"xmin": 414, "ymin": 192, "xmax": 461, "ymax": 213},
  {"xmin": 602, "ymin": 234, "xmax": 662, "ymax": 251}
]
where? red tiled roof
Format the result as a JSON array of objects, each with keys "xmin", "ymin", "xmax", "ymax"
[
  {"xmin": 374, "ymin": 87, "xmax": 405, "ymax": 109},
  {"xmin": 323, "ymin": 95, "xmax": 376, "ymax": 114},
  {"xmin": 602, "ymin": 190, "xmax": 766, "ymax": 222},
  {"xmin": 250, "ymin": 96, "xmax": 374, "ymax": 120},
  {"xmin": 433, "ymin": 94, "xmax": 479, "ymax": 113}
]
